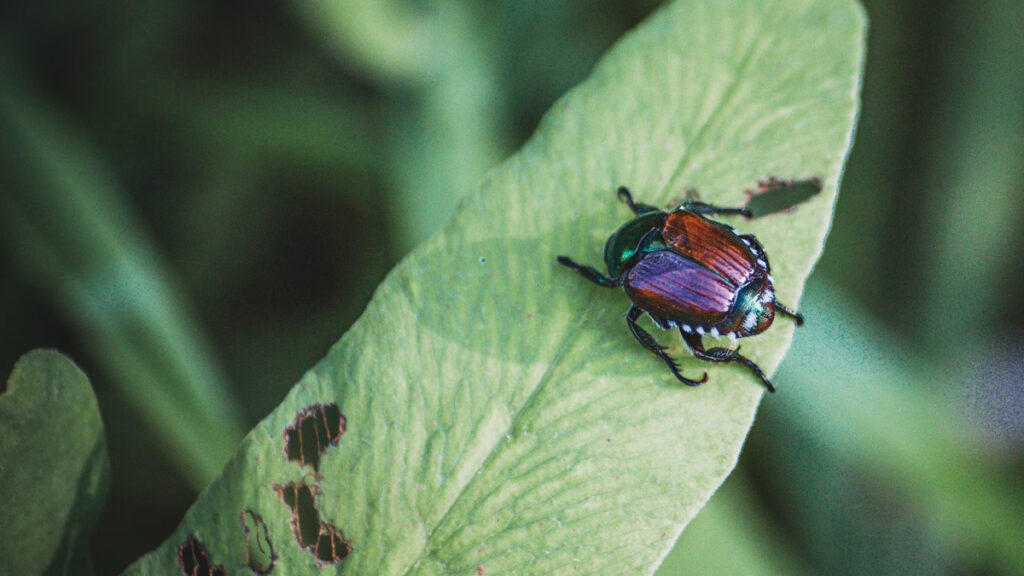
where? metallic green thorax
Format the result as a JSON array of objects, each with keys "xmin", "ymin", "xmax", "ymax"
[{"xmin": 603, "ymin": 211, "xmax": 665, "ymax": 279}]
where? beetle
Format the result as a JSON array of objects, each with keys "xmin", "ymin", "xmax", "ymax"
[{"xmin": 556, "ymin": 184, "xmax": 810, "ymax": 392}]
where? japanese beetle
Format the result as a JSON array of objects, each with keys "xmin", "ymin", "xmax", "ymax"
[{"xmin": 557, "ymin": 184, "xmax": 811, "ymax": 392}]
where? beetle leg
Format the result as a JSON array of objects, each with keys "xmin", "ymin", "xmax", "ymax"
[
  {"xmin": 680, "ymin": 331, "xmax": 776, "ymax": 393},
  {"xmin": 682, "ymin": 200, "xmax": 753, "ymax": 219},
  {"xmin": 627, "ymin": 306, "xmax": 708, "ymax": 386},
  {"xmin": 774, "ymin": 302, "xmax": 804, "ymax": 326},
  {"xmin": 617, "ymin": 186, "xmax": 660, "ymax": 215},
  {"xmin": 556, "ymin": 256, "xmax": 619, "ymax": 288}
]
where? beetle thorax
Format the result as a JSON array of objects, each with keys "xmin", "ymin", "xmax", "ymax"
[
  {"xmin": 730, "ymin": 277, "xmax": 776, "ymax": 336},
  {"xmin": 603, "ymin": 211, "xmax": 667, "ymax": 280}
]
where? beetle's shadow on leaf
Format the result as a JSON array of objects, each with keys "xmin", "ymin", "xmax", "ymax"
[
  {"xmin": 406, "ymin": 235, "xmax": 613, "ymax": 361},
  {"xmin": 407, "ymin": 234, "xmax": 709, "ymax": 388}
]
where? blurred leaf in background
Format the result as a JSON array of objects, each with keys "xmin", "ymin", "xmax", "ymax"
[
  {"xmin": 1, "ymin": 0, "xmax": 1022, "ymax": 574},
  {"xmin": 0, "ymin": 350, "xmax": 108, "ymax": 576}
]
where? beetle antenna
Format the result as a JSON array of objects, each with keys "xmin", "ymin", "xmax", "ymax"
[{"xmin": 775, "ymin": 302, "xmax": 804, "ymax": 326}]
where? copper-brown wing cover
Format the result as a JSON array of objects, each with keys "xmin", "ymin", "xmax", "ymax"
[
  {"xmin": 660, "ymin": 210, "xmax": 757, "ymax": 286},
  {"xmin": 623, "ymin": 250, "xmax": 735, "ymax": 324}
]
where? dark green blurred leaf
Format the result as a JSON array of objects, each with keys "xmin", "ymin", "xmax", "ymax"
[
  {"xmin": 291, "ymin": 0, "xmax": 507, "ymax": 250},
  {"xmin": 772, "ymin": 280, "xmax": 1024, "ymax": 575},
  {"xmin": 0, "ymin": 350, "xmax": 109, "ymax": 576},
  {"xmin": 912, "ymin": 0, "xmax": 1024, "ymax": 347}
]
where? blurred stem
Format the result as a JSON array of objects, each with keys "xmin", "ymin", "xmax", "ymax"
[
  {"xmin": 290, "ymin": 0, "xmax": 506, "ymax": 251},
  {"xmin": 0, "ymin": 81, "xmax": 245, "ymax": 489},
  {"xmin": 291, "ymin": 0, "xmax": 439, "ymax": 84},
  {"xmin": 915, "ymin": 0, "xmax": 1024, "ymax": 349},
  {"xmin": 387, "ymin": 30, "xmax": 506, "ymax": 250},
  {"xmin": 656, "ymin": 472, "xmax": 814, "ymax": 576},
  {"xmin": 774, "ymin": 279, "xmax": 1024, "ymax": 574}
]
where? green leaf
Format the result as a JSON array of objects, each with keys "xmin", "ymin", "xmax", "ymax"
[
  {"xmin": 125, "ymin": 0, "xmax": 864, "ymax": 574},
  {"xmin": 0, "ymin": 350, "xmax": 109, "ymax": 576}
]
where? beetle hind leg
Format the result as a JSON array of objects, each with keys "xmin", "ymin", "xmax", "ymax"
[
  {"xmin": 680, "ymin": 331, "xmax": 776, "ymax": 393},
  {"xmin": 627, "ymin": 306, "xmax": 708, "ymax": 386}
]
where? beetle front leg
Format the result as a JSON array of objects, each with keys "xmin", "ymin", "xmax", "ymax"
[
  {"xmin": 627, "ymin": 306, "xmax": 707, "ymax": 386},
  {"xmin": 556, "ymin": 256, "xmax": 619, "ymax": 288},
  {"xmin": 617, "ymin": 187, "xmax": 660, "ymax": 215},
  {"xmin": 680, "ymin": 331, "xmax": 775, "ymax": 393}
]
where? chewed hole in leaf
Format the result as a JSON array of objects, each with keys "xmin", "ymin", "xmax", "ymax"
[
  {"xmin": 314, "ymin": 522, "xmax": 354, "ymax": 565},
  {"xmin": 276, "ymin": 481, "xmax": 321, "ymax": 546},
  {"xmin": 177, "ymin": 535, "xmax": 225, "ymax": 576},
  {"xmin": 275, "ymin": 481, "xmax": 353, "ymax": 566},
  {"xmin": 284, "ymin": 403, "xmax": 346, "ymax": 473},
  {"xmin": 744, "ymin": 176, "xmax": 823, "ymax": 217},
  {"xmin": 241, "ymin": 508, "xmax": 277, "ymax": 574}
]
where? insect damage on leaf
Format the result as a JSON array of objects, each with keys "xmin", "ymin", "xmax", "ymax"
[
  {"xmin": 283, "ymin": 403, "xmax": 346, "ymax": 474},
  {"xmin": 177, "ymin": 535, "xmax": 225, "ymax": 576},
  {"xmin": 274, "ymin": 481, "xmax": 353, "ymax": 566},
  {"xmin": 241, "ymin": 508, "xmax": 277, "ymax": 574}
]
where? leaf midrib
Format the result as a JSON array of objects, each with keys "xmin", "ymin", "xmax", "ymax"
[{"xmin": 399, "ymin": 292, "xmax": 604, "ymax": 575}]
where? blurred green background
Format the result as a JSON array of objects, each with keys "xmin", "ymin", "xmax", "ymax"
[{"xmin": 1, "ymin": 1, "xmax": 1022, "ymax": 574}]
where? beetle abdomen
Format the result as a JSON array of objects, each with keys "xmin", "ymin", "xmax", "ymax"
[
  {"xmin": 661, "ymin": 210, "xmax": 756, "ymax": 286},
  {"xmin": 623, "ymin": 250, "xmax": 735, "ymax": 325}
]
